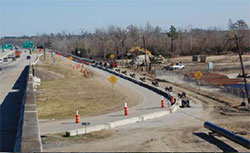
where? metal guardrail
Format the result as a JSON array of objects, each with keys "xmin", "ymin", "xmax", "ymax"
[{"xmin": 204, "ymin": 121, "xmax": 250, "ymax": 149}]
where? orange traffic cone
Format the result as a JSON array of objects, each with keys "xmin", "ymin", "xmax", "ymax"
[
  {"xmin": 161, "ymin": 96, "xmax": 165, "ymax": 108},
  {"xmin": 124, "ymin": 102, "xmax": 129, "ymax": 116},
  {"xmin": 76, "ymin": 110, "xmax": 80, "ymax": 124},
  {"xmin": 171, "ymin": 96, "xmax": 175, "ymax": 105},
  {"xmin": 80, "ymin": 69, "xmax": 83, "ymax": 73},
  {"xmin": 84, "ymin": 71, "xmax": 88, "ymax": 77}
]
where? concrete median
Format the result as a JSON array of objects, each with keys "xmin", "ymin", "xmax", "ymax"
[
  {"xmin": 67, "ymin": 124, "xmax": 110, "ymax": 136},
  {"xmin": 140, "ymin": 110, "xmax": 170, "ymax": 121},
  {"xmin": 108, "ymin": 117, "xmax": 141, "ymax": 128}
]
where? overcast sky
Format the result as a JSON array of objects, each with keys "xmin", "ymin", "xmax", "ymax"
[{"xmin": 0, "ymin": 0, "xmax": 249, "ymax": 36}]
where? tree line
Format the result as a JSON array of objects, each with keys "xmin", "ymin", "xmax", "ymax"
[{"xmin": 1, "ymin": 19, "xmax": 249, "ymax": 60}]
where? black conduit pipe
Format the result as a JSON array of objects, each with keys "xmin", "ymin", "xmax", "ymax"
[{"xmin": 204, "ymin": 121, "xmax": 250, "ymax": 149}]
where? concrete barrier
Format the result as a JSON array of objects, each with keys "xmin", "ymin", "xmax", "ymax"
[
  {"xmin": 31, "ymin": 54, "xmax": 43, "ymax": 65},
  {"xmin": 21, "ymin": 65, "xmax": 43, "ymax": 152},
  {"xmin": 108, "ymin": 117, "xmax": 141, "ymax": 128},
  {"xmin": 170, "ymin": 103, "xmax": 179, "ymax": 114},
  {"xmin": 66, "ymin": 106, "xmax": 179, "ymax": 137},
  {"xmin": 87, "ymin": 124, "xmax": 110, "ymax": 133},
  {"xmin": 67, "ymin": 124, "xmax": 110, "ymax": 136},
  {"xmin": 140, "ymin": 111, "xmax": 170, "ymax": 121}
]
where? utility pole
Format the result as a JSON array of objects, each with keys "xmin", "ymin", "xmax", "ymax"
[
  {"xmin": 43, "ymin": 41, "xmax": 46, "ymax": 61},
  {"xmin": 120, "ymin": 38, "xmax": 124, "ymax": 67},
  {"xmin": 234, "ymin": 32, "xmax": 249, "ymax": 106},
  {"xmin": 143, "ymin": 35, "xmax": 147, "ymax": 72},
  {"xmin": 190, "ymin": 30, "xmax": 193, "ymax": 51}
]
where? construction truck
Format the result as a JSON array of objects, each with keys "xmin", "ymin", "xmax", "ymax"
[
  {"xmin": 15, "ymin": 51, "xmax": 21, "ymax": 58},
  {"xmin": 128, "ymin": 47, "xmax": 165, "ymax": 65}
]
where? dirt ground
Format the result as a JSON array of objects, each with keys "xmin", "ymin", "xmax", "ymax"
[
  {"xmin": 167, "ymin": 54, "xmax": 250, "ymax": 76},
  {"xmin": 35, "ymin": 55, "xmax": 141, "ymax": 120}
]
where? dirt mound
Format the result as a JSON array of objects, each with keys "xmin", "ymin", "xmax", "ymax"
[{"xmin": 35, "ymin": 67, "xmax": 65, "ymax": 81}]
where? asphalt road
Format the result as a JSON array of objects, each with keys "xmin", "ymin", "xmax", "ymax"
[
  {"xmin": 0, "ymin": 51, "xmax": 39, "ymax": 151},
  {"xmin": 0, "ymin": 51, "xmax": 38, "ymax": 104}
]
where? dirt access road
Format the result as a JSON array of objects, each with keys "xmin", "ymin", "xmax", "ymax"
[{"xmin": 43, "ymin": 56, "xmax": 249, "ymax": 152}]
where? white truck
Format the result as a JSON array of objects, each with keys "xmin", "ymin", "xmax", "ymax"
[
  {"xmin": 164, "ymin": 62, "xmax": 185, "ymax": 70},
  {"xmin": 172, "ymin": 63, "xmax": 185, "ymax": 69}
]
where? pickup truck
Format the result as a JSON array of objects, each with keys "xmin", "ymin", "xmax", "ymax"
[
  {"xmin": 164, "ymin": 63, "xmax": 185, "ymax": 70},
  {"xmin": 172, "ymin": 63, "xmax": 185, "ymax": 69}
]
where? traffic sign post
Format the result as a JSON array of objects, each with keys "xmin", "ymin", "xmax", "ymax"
[
  {"xmin": 69, "ymin": 56, "xmax": 73, "ymax": 66},
  {"xmin": 110, "ymin": 54, "xmax": 115, "ymax": 60},
  {"xmin": 108, "ymin": 75, "xmax": 118, "ymax": 85},
  {"xmin": 22, "ymin": 41, "xmax": 33, "ymax": 49},
  {"xmin": 81, "ymin": 122, "xmax": 91, "ymax": 133},
  {"xmin": 109, "ymin": 75, "xmax": 118, "ymax": 101},
  {"xmin": 195, "ymin": 71, "xmax": 203, "ymax": 90},
  {"xmin": 2, "ymin": 44, "xmax": 13, "ymax": 50}
]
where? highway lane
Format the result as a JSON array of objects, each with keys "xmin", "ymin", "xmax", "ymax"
[
  {"xmin": 0, "ymin": 52, "xmax": 38, "ymax": 104},
  {"xmin": 0, "ymin": 50, "xmax": 15, "ymax": 61},
  {"xmin": 0, "ymin": 51, "xmax": 40, "ymax": 151}
]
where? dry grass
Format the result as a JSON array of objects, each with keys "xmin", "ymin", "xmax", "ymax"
[{"xmin": 36, "ymin": 55, "xmax": 140, "ymax": 120}]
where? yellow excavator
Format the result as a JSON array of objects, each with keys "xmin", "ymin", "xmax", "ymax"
[{"xmin": 128, "ymin": 46, "xmax": 165, "ymax": 65}]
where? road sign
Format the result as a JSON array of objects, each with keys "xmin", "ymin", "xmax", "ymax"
[
  {"xmin": 22, "ymin": 41, "xmax": 33, "ymax": 49},
  {"xmin": 110, "ymin": 54, "xmax": 115, "ymax": 59},
  {"xmin": 69, "ymin": 56, "xmax": 73, "ymax": 60},
  {"xmin": 195, "ymin": 71, "xmax": 203, "ymax": 79},
  {"xmin": 2, "ymin": 44, "xmax": 13, "ymax": 50},
  {"xmin": 81, "ymin": 122, "xmax": 91, "ymax": 126},
  {"xmin": 109, "ymin": 75, "xmax": 118, "ymax": 85}
]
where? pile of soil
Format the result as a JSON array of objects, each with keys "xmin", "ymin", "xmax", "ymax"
[{"xmin": 35, "ymin": 67, "xmax": 65, "ymax": 81}]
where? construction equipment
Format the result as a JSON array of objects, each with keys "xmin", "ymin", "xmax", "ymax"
[
  {"xmin": 152, "ymin": 80, "xmax": 159, "ymax": 86},
  {"xmin": 181, "ymin": 99, "xmax": 190, "ymax": 108},
  {"xmin": 121, "ymin": 70, "xmax": 127, "ymax": 75},
  {"xmin": 165, "ymin": 86, "xmax": 173, "ymax": 92},
  {"xmin": 130, "ymin": 73, "xmax": 136, "ymax": 78},
  {"xmin": 178, "ymin": 92, "xmax": 190, "ymax": 108},
  {"xmin": 115, "ymin": 68, "xmax": 120, "ymax": 73},
  {"xmin": 140, "ymin": 77, "xmax": 146, "ymax": 82},
  {"xmin": 128, "ymin": 46, "xmax": 165, "ymax": 65}
]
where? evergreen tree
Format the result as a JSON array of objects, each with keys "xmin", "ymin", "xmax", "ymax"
[{"xmin": 167, "ymin": 25, "xmax": 178, "ymax": 52}]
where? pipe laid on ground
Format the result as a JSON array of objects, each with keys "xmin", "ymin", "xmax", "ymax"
[{"xmin": 204, "ymin": 121, "xmax": 250, "ymax": 149}]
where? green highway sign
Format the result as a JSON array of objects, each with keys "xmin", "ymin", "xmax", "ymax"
[
  {"xmin": 1, "ymin": 44, "xmax": 13, "ymax": 50},
  {"xmin": 22, "ymin": 41, "xmax": 34, "ymax": 49}
]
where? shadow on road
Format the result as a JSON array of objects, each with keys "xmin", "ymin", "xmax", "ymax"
[
  {"xmin": 0, "ymin": 66, "xmax": 29, "ymax": 152},
  {"xmin": 193, "ymin": 132, "xmax": 238, "ymax": 152}
]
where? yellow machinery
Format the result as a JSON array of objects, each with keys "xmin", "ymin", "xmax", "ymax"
[{"xmin": 128, "ymin": 46, "xmax": 165, "ymax": 64}]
